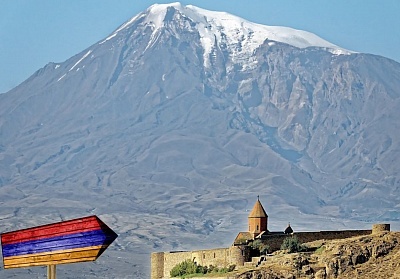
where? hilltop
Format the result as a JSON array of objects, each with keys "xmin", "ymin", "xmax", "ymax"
[{"xmin": 236, "ymin": 232, "xmax": 400, "ymax": 279}]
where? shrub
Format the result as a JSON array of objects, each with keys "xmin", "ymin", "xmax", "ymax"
[
  {"xmin": 170, "ymin": 260, "xmax": 234, "ymax": 277},
  {"xmin": 196, "ymin": 265, "xmax": 207, "ymax": 274},
  {"xmin": 218, "ymin": 267, "xmax": 227, "ymax": 273},
  {"xmin": 280, "ymin": 236, "xmax": 306, "ymax": 253},
  {"xmin": 170, "ymin": 259, "xmax": 198, "ymax": 277},
  {"xmin": 251, "ymin": 239, "xmax": 270, "ymax": 255},
  {"xmin": 315, "ymin": 245, "xmax": 325, "ymax": 254},
  {"xmin": 207, "ymin": 264, "xmax": 216, "ymax": 273}
]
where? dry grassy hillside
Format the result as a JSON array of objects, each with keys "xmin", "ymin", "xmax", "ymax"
[{"xmin": 236, "ymin": 232, "xmax": 400, "ymax": 279}]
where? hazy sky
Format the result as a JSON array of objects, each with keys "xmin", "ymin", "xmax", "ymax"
[{"xmin": 1, "ymin": 0, "xmax": 399, "ymax": 93}]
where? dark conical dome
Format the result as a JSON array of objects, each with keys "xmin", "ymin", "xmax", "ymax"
[{"xmin": 284, "ymin": 223, "xmax": 293, "ymax": 234}]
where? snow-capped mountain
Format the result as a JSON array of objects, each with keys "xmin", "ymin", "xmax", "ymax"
[{"xmin": 1, "ymin": 3, "xmax": 400, "ymax": 278}]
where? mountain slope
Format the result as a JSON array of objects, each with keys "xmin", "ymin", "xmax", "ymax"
[{"xmin": 0, "ymin": 3, "xmax": 400, "ymax": 278}]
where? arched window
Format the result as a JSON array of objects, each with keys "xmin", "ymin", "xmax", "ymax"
[{"xmin": 256, "ymin": 225, "xmax": 259, "ymax": 231}]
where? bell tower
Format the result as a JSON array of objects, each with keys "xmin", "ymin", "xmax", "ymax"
[{"xmin": 248, "ymin": 196, "xmax": 268, "ymax": 237}]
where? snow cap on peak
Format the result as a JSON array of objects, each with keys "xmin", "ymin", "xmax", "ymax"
[
  {"xmin": 143, "ymin": 3, "xmax": 351, "ymax": 53},
  {"xmin": 104, "ymin": 2, "xmax": 353, "ymax": 64},
  {"xmin": 148, "ymin": 2, "xmax": 183, "ymax": 12},
  {"xmin": 145, "ymin": 2, "xmax": 185, "ymax": 28}
]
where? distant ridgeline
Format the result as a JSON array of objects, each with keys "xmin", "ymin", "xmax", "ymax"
[{"xmin": 151, "ymin": 198, "xmax": 390, "ymax": 279}]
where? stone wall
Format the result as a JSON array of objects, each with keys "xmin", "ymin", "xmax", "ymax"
[
  {"xmin": 229, "ymin": 245, "xmax": 251, "ymax": 266},
  {"xmin": 372, "ymin": 224, "xmax": 390, "ymax": 234},
  {"xmin": 151, "ymin": 252, "xmax": 164, "ymax": 279},
  {"xmin": 151, "ymin": 247, "xmax": 246, "ymax": 279},
  {"xmin": 263, "ymin": 230, "xmax": 372, "ymax": 252}
]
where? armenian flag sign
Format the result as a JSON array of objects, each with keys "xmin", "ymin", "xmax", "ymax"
[{"xmin": 1, "ymin": 215, "xmax": 118, "ymax": 269}]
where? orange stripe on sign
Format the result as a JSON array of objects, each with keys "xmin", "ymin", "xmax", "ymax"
[{"xmin": 3, "ymin": 245, "xmax": 106, "ymax": 269}]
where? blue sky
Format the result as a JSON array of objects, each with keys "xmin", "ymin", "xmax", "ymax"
[{"xmin": 1, "ymin": 0, "xmax": 399, "ymax": 93}]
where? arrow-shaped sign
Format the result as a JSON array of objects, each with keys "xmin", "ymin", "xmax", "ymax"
[{"xmin": 1, "ymin": 215, "xmax": 117, "ymax": 269}]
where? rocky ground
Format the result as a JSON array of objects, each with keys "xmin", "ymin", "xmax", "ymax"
[{"xmin": 235, "ymin": 232, "xmax": 400, "ymax": 279}]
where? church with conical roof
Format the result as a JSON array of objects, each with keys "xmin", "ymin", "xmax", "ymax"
[
  {"xmin": 151, "ymin": 197, "xmax": 383, "ymax": 279},
  {"xmin": 234, "ymin": 197, "xmax": 272, "ymax": 244},
  {"xmin": 248, "ymin": 196, "xmax": 268, "ymax": 237}
]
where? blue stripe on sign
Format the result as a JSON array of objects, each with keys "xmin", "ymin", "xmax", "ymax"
[{"xmin": 2, "ymin": 229, "xmax": 114, "ymax": 257}]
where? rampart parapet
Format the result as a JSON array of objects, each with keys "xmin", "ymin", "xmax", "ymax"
[{"xmin": 372, "ymin": 223, "xmax": 390, "ymax": 234}]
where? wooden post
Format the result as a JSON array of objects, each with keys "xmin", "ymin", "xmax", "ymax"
[{"xmin": 47, "ymin": 265, "xmax": 56, "ymax": 279}]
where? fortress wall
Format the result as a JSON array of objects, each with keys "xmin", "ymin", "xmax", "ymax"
[
  {"xmin": 192, "ymin": 247, "xmax": 231, "ymax": 267},
  {"xmin": 295, "ymin": 230, "xmax": 372, "ymax": 244},
  {"xmin": 372, "ymin": 224, "xmax": 390, "ymax": 233},
  {"xmin": 162, "ymin": 251, "xmax": 192, "ymax": 278},
  {"xmin": 151, "ymin": 252, "xmax": 165, "ymax": 279},
  {"xmin": 264, "ymin": 230, "xmax": 372, "ymax": 252},
  {"xmin": 229, "ymin": 245, "xmax": 249, "ymax": 266},
  {"xmin": 263, "ymin": 234, "xmax": 291, "ymax": 252},
  {"xmin": 155, "ymin": 248, "xmax": 232, "ymax": 278},
  {"xmin": 152, "ymin": 229, "xmax": 375, "ymax": 278}
]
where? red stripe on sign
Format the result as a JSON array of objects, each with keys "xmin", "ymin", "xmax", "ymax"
[{"xmin": 1, "ymin": 216, "xmax": 102, "ymax": 245}]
